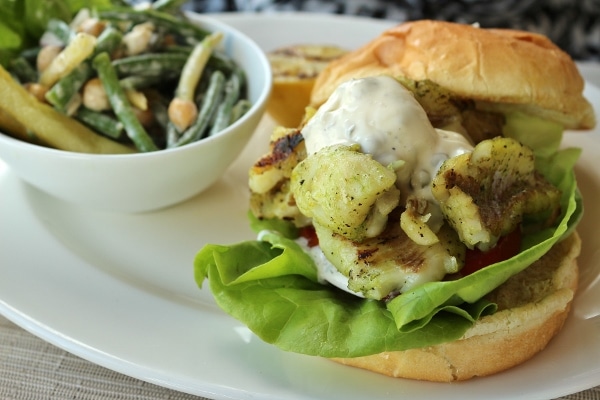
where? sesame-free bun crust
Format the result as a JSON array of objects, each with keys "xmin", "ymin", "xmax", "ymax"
[
  {"xmin": 310, "ymin": 20, "xmax": 595, "ymax": 130},
  {"xmin": 331, "ymin": 232, "xmax": 581, "ymax": 382}
]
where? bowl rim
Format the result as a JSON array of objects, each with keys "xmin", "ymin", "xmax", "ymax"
[{"xmin": 0, "ymin": 12, "xmax": 272, "ymax": 161}]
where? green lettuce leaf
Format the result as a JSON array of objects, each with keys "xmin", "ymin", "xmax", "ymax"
[
  {"xmin": 194, "ymin": 135, "xmax": 582, "ymax": 358},
  {"xmin": 503, "ymin": 111, "xmax": 564, "ymax": 158},
  {"xmin": 195, "ymin": 237, "xmax": 495, "ymax": 357}
]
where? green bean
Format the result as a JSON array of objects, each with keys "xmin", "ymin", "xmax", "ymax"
[
  {"xmin": 44, "ymin": 25, "xmax": 123, "ymax": 113},
  {"xmin": 175, "ymin": 32, "xmax": 222, "ymax": 102},
  {"xmin": 166, "ymin": 32, "xmax": 222, "ymax": 132},
  {"xmin": 0, "ymin": 63, "xmax": 134, "ymax": 154},
  {"xmin": 166, "ymin": 122, "xmax": 181, "ymax": 148},
  {"xmin": 150, "ymin": 97, "xmax": 170, "ymax": 131},
  {"xmin": 164, "ymin": 45, "xmax": 194, "ymax": 55},
  {"xmin": 46, "ymin": 18, "xmax": 74, "ymax": 45},
  {"xmin": 209, "ymin": 70, "xmax": 242, "ymax": 136},
  {"xmin": 45, "ymin": 62, "xmax": 93, "ymax": 111},
  {"xmin": 207, "ymin": 53, "xmax": 237, "ymax": 74},
  {"xmin": 20, "ymin": 47, "xmax": 40, "ymax": 63},
  {"xmin": 92, "ymin": 52, "xmax": 158, "ymax": 152},
  {"xmin": 119, "ymin": 75, "xmax": 163, "ymax": 90},
  {"xmin": 142, "ymin": 8, "xmax": 211, "ymax": 42},
  {"xmin": 39, "ymin": 32, "xmax": 97, "ymax": 87},
  {"xmin": 230, "ymin": 99, "xmax": 252, "ymax": 123},
  {"xmin": 9, "ymin": 57, "xmax": 38, "ymax": 83},
  {"xmin": 99, "ymin": 8, "xmax": 210, "ymax": 45},
  {"xmin": 93, "ymin": 25, "xmax": 123, "ymax": 56},
  {"xmin": 234, "ymin": 67, "xmax": 247, "ymax": 91},
  {"xmin": 151, "ymin": 0, "xmax": 189, "ymax": 12},
  {"xmin": 111, "ymin": 52, "xmax": 188, "ymax": 78},
  {"xmin": 75, "ymin": 107, "xmax": 125, "ymax": 139},
  {"xmin": 171, "ymin": 70, "xmax": 225, "ymax": 147}
]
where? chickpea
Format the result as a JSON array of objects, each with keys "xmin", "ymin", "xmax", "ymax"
[
  {"xmin": 122, "ymin": 22, "xmax": 155, "ymax": 56},
  {"xmin": 168, "ymin": 98, "xmax": 198, "ymax": 132},
  {"xmin": 24, "ymin": 83, "xmax": 49, "ymax": 103},
  {"xmin": 82, "ymin": 78, "xmax": 110, "ymax": 111},
  {"xmin": 77, "ymin": 18, "xmax": 107, "ymax": 37}
]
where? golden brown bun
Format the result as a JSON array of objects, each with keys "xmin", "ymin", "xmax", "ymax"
[
  {"xmin": 331, "ymin": 231, "xmax": 581, "ymax": 382},
  {"xmin": 267, "ymin": 44, "xmax": 347, "ymax": 128},
  {"xmin": 310, "ymin": 20, "xmax": 595, "ymax": 130}
]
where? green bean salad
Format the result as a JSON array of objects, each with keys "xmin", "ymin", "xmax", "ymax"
[{"xmin": 7, "ymin": 4, "xmax": 251, "ymax": 152}]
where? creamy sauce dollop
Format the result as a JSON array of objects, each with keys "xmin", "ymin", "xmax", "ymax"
[{"xmin": 301, "ymin": 75, "xmax": 473, "ymax": 204}]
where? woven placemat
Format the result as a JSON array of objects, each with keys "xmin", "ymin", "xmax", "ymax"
[{"xmin": 0, "ymin": 317, "xmax": 207, "ymax": 400}]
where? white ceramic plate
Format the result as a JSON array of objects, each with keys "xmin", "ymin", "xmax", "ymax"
[{"xmin": 1, "ymin": 13, "xmax": 600, "ymax": 400}]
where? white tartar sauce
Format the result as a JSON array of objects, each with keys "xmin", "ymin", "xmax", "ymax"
[
  {"xmin": 295, "ymin": 236, "xmax": 364, "ymax": 297},
  {"xmin": 301, "ymin": 75, "xmax": 473, "ymax": 204}
]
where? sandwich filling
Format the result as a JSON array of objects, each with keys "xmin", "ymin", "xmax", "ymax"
[{"xmin": 250, "ymin": 75, "xmax": 562, "ymax": 300}]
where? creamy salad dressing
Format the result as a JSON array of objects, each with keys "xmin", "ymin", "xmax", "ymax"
[{"xmin": 301, "ymin": 75, "xmax": 473, "ymax": 205}]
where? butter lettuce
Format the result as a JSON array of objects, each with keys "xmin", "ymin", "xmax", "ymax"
[
  {"xmin": 194, "ymin": 132, "xmax": 582, "ymax": 358},
  {"xmin": 503, "ymin": 111, "xmax": 564, "ymax": 157},
  {"xmin": 195, "ymin": 233, "xmax": 494, "ymax": 357}
]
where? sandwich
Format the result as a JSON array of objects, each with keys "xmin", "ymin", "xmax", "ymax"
[{"xmin": 195, "ymin": 20, "xmax": 595, "ymax": 381}]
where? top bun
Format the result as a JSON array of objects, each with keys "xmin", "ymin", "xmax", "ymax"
[{"xmin": 310, "ymin": 20, "xmax": 595, "ymax": 130}]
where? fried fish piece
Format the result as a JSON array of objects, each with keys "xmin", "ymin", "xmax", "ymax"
[
  {"xmin": 291, "ymin": 144, "xmax": 400, "ymax": 241},
  {"xmin": 431, "ymin": 137, "xmax": 561, "ymax": 251},
  {"xmin": 249, "ymin": 127, "xmax": 309, "ymax": 225},
  {"xmin": 314, "ymin": 216, "xmax": 464, "ymax": 300}
]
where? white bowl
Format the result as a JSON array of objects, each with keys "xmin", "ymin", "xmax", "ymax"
[{"xmin": 0, "ymin": 14, "xmax": 272, "ymax": 213}]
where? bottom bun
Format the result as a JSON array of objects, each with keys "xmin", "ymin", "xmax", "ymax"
[{"xmin": 331, "ymin": 232, "xmax": 581, "ymax": 382}]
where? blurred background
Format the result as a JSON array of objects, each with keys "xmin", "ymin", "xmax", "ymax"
[{"xmin": 174, "ymin": 0, "xmax": 600, "ymax": 61}]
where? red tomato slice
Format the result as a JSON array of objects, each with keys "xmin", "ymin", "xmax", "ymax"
[
  {"xmin": 299, "ymin": 225, "xmax": 319, "ymax": 247},
  {"xmin": 462, "ymin": 228, "xmax": 522, "ymax": 276}
]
